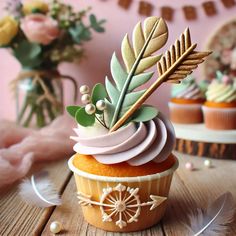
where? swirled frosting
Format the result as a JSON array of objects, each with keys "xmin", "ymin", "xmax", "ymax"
[
  {"xmin": 171, "ymin": 77, "xmax": 205, "ymax": 100},
  {"xmin": 206, "ymin": 79, "xmax": 236, "ymax": 103},
  {"xmin": 71, "ymin": 113, "xmax": 175, "ymax": 166}
]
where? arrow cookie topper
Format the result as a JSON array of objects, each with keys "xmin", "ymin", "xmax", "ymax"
[
  {"xmin": 77, "ymin": 183, "xmax": 167, "ymax": 229},
  {"xmin": 110, "ymin": 27, "xmax": 211, "ymax": 132}
]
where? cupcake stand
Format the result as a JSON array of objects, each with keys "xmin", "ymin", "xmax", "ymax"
[{"xmin": 173, "ymin": 123, "xmax": 236, "ymax": 159}]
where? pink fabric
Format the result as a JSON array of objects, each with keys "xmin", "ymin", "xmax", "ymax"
[{"xmin": 0, "ymin": 115, "xmax": 75, "ymax": 188}]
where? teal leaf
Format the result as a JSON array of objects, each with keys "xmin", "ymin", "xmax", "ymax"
[
  {"xmin": 123, "ymin": 89, "xmax": 146, "ymax": 107},
  {"xmin": 132, "ymin": 105, "xmax": 158, "ymax": 123},
  {"xmin": 69, "ymin": 23, "xmax": 91, "ymax": 44},
  {"xmin": 89, "ymin": 14, "xmax": 97, "ymax": 25},
  {"xmin": 75, "ymin": 107, "xmax": 95, "ymax": 127},
  {"xmin": 66, "ymin": 106, "xmax": 81, "ymax": 118},
  {"xmin": 105, "ymin": 77, "xmax": 120, "ymax": 105},
  {"xmin": 104, "ymin": 99, "xmax": 115, "ymax": 128},
  {"xmin": 128, "ymin": 72, "xmax": 154, "ymax": 92},
  {"xmin": 89, "ymin": 14, "xmax": 106, "ymax": 33},
  {"xmin": 14, "ymin": 40, "xmax": 42, "ymax": 68},
  {"xmin": 111, "ymin": 53, "xmax": 128, "ymax": 91},
  {"xmin": 91, "ymin": 83, "xmax": 107, "ymax": 104}
]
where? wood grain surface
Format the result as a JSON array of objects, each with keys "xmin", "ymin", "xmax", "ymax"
[
  {"xmin": 1, "ymin": 152, "xmax": 236, "ymax": 235},
  {"xmin": 175, "ymin": 138, "xmax": 236, "ymax": 159}
]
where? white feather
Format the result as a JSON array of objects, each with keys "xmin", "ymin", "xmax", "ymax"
[
  {"xmin": 186, "ymin": 192, "xmax": 235, "ymax": 236},
  {"xmin": 19, "ymin": 171, "xmax": 62, "ymax": 208}
]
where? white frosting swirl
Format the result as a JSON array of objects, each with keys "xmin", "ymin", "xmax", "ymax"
[{"xmin": 71, "ymin": 114, "xmax": 175, "ymax": 166}]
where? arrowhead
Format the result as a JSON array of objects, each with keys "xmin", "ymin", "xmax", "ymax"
[{"xmin": 149, "ymin": 195, "xmax": 167, "ymax": 210}]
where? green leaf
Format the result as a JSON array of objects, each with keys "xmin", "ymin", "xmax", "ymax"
[
  {"xmin": 75, "ymin": 107, "xmax": 95, "ymax": 127},
  {"xmin": 128, "ymin": 72, "xmax": 154, "ymax": 92},
  {"xmin": 132, "ymin": 105, "xmax": 158, "ymax": 123},
  {"xmin": 105, "ymin": 77, "xmax": 120, "ymax": 105},
  {"xmin": 123, "ymin": 89, "xmax": 146, "ymax": 107},
  {"xmin": 89, "ymin": 14, "xmax": 97, "ymax": 26},
  {"xmin": 94, "ymin": 26, "xmax": 105, "ymax": 33},
  {"xmin": 90, "ymin": 14, "xmax": 106, "ymax": 33},
  {"xmin": 14, "ymin": 40, "xmax": 42, "ymax": 68},
  {"xmin": 66, "ymin": 106, "xmax": 81, "ymax": 118},
  {"xmin": 91, "ymin": 83, "xmax": 107, "ymax": 104},
  {"xmin": 69, "ymin": 23, "xmax": 91, "ymax": 44},
  {"xmin": 104, "ymin": 99, "xmax": 115, "ymax": 127},
  {"xmin": 111, "ymin": 53, "xmax": 127, "ymax": 91}
]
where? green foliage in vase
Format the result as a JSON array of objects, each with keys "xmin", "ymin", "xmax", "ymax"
[{"xmin": 1, "ymin": 0, "xmax": 106, "ymax": 70}]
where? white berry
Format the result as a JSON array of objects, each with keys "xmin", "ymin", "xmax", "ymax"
[
  {"xmin": 80, "ymin": 85, "xmax": 89, "ymax": 94},
  {"xmin": 81, "ymin": 94, "xmax": 91, "ymax": 104},
  {"xmin": 185, "ymin": 162, "xmax": 194, "ymax": 171},
  {"xmin": 85, "ymin": 104, "xmax": 96, "ymax": 114},
  {"xmin": 96, "ymin": 100, "xmax": 106, "ymax": 111},
  {"xmin": 50, "ymin": 221, "xmax": 62, "ymax": 234},
  {"xmin": 204, "ymin": 159, "xmax": 212, "ymax": 168}
]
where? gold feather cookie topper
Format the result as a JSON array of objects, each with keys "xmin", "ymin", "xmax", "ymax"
[{"xmin": 110, "ymin": 19, "xmax": 211, "ymax": 132}]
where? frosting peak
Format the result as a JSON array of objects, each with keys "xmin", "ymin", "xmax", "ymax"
[
  {"xmin": 171, "ymin": 76, "xmax": 205, "ymax": 100},
  {"xmin": 206, "ymin": 78, "xmax": 236, "ymax": 103},
  {"xmin": 71, "ymin": 114, "xmax": 175, "ymax": 166}
]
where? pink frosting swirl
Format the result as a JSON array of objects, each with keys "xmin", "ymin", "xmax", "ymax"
[{"xmin": 71, "ymin": 114, "xmax": 175, "ymax": 166}]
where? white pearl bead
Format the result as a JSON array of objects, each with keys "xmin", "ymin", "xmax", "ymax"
[
  {"xmin": 81, "ymin": 94, "xmax": 91, "ymax": 104},
  {"xmin": 185, "ymin": 162, "xmax": 194, "ymax": 171},
  {"xmin": 79, "ymin": 85, "xmax": 89, "ymax": 94},
  {"xmin": 96, "ymin": 100, "xmax": 106, "ymax": 111},
  {"xmin": 204, "ymin": 159, "xmax": 212, "ymax": 168},
  {"xmin": 85, "ymin": 104, "xmax": 96, "ymax": 115},
  {"xmin": 50, "ymin": 221, "xmax": 62, "ymax": 234}
]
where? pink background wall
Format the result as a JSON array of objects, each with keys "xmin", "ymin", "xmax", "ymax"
[{"xmin": 0, "ymin": 0, "xmax": 235, "ymax": 120}]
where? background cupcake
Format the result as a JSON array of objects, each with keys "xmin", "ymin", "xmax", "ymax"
[
  {"xmin": 203, "ymin": 71, "xmax": 236, "ymax": 130},
  {"xmin": 169, "ymin": 76, "xmax": 206, "ymax": 124}
]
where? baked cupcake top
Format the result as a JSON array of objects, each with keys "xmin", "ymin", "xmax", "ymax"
[
  {"xmin": 171, "ymin": 76, "xmax": 205, "ymax": 100},
  {"xmin": 206, "ymin": 72, "xmax": 236, "ymax": 103},
  {"xmin": 67, "ymin": 17, "xmax": 210, "ymax": 166}
]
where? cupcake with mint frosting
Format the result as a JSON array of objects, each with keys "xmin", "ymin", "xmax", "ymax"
[
  {"xmin": 169, "ymin": 76, "xmax": 205, "ymax": 124},
  {"xmin": 203, "ymin": 71, "xmax": 236, "ymax": 130}
]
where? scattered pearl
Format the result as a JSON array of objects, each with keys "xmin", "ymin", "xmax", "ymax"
[
  {"xmin": 50, "ymin": 221, "xmax": 62, "ymax": 234},
  {"xmin": 79, "ymin": 85, "xmax": 89, "ymax": 94},
  {"xmin": 204, "ymin": 159, "xmax": 212, "ymax": 168},
  {"xmin": 85, "ymin": 104, "xmax": 96, "ymax": 115},
  {"xmin": 185, "ymin": 162, "xmax": 194, "ymax": 171},
  {"xmin": 96, "ymin": 100, "xmax": 106, "ymax": 111},
  {"xmin": 81, "ymin": 94, "xmax": 91, "ymax": 104}
]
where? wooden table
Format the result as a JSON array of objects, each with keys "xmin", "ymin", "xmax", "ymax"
[{"xmin": 1, "ymin": 152, "xmax": 236, "ymax": 236}]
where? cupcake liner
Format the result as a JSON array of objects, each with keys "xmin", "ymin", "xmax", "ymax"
[
  {"xmin": 202, "ymin": 106, "xmax": 236, "ymax": 130},
  {"xmin": 68, "ymin": 155, "xmax": 178, "ymax": 232},
  {"xmin": 168, "ymin": 102, "xmax": 203, "ymax": 124}
]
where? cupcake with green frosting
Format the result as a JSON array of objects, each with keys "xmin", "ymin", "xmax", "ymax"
[
  {"xmin": 203, "ymin": 71, "xmax": 236, "ymax": 130},
  {"xmin": 169, "ymin": 76, "xmax": 205, "ymax": 124}
]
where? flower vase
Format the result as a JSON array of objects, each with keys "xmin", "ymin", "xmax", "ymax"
[{"xmin": 14, "ymin": 70, "xmax": 77, "ymax": 128}]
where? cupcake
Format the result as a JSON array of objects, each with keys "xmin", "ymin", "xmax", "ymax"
[
  {"xmin": 68, "ymin": 114, "xmax": 178, "ymax": 232},
  {"xmin": 66, "ymin": 16, "xmax": 209, "ymax": 232},
  {"xmin": 203, "ymin": 72, "xmax": 236, "ymax": 130},
  {"xmin": 169, "ymin": 76, "xmax": 206, "ymax": 124}
]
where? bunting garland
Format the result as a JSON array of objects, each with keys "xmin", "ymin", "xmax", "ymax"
[{"xmin": 117, "ymin": 0, "xmax": 235, "ymax": 21}]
